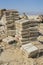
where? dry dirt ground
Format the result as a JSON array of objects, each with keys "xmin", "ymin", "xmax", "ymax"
[{"xmin": 0, "ymin": 43, "xmax": 43, "ymax": 65}]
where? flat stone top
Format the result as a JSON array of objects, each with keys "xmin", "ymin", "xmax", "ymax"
[
  {"xmin": 15, "ymin": 19, "xmax": 42, "ymax": 24},
  {"xmin": 21, "ymin": 43, "xmax": 38, "ymax": 53}
]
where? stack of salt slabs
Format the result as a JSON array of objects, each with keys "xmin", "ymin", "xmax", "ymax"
[
  {"xmin": 28, "ymin": 18, "xmax": 42, "ymax": 41},
  {"xmin": 4, "ymin": 10, "xmax": 19, "ymax": 37},
  {"xmin": 15, "ymin": 19, "xmax": 42, "ymax": 46},
  {"xmin": 29, "ymin": 26, "xmax": 39, "ymax": 41},
  {"xmin": 37, "ymin": 23, "xmax": 43, "ymax": 43}
]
